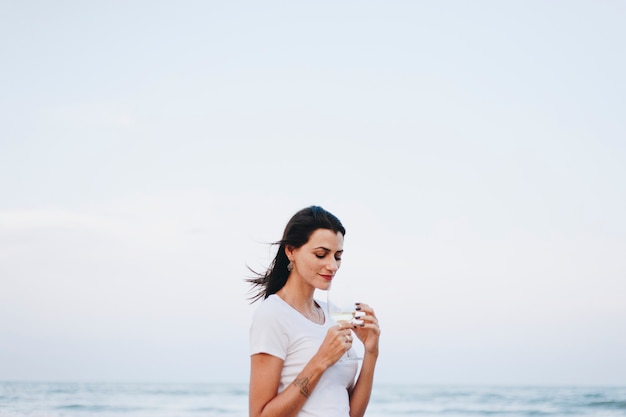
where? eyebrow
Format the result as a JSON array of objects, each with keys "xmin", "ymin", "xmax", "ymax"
[{"xmin": 315, "ymin": 247, "xmax": 343, "ymax": 253}]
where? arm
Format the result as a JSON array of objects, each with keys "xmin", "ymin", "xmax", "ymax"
[
  {"xmin": 348, "ymin": 303, "xmax": 381, "ymax": 417},
  {"xmin": 249, "ymin": 324, "xmax": 354, "ymax": 417},
  {"xmin": 249, "ymin": 353, "xmax": 325, "ymax": 417}
]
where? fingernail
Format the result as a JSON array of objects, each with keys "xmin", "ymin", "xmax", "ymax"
[
  {"xmin": 355, "ymin": 306, "xmax": 362, "ymax": 311},
  {"xmin": 360, "ymin": 323, "xmax": 365, "ymax": 327}
]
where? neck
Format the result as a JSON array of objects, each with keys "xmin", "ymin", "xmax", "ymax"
[
  {"xmin": 278, "ymin": 283, "xmax": 314, "ymax": 309},
  {"xmin": 277, "ymin": 277, "xmax": 322, "ymax": 322}
]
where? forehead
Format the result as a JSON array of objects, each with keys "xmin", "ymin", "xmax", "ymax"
[{"xmin": 305, "ymin": 229, "xmax": 344, "ymax": 250}]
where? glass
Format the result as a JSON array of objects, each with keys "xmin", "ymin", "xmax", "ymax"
[{"xmin": 325, "ymin": 279, "xmax": 363, "ymax": 361}]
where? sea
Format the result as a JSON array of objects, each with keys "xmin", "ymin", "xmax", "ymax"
[{"xmin": 1, "ymin": 382, "xmax": 625, "ymax": 417}]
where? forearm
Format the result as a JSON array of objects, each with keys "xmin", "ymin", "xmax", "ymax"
[
  {"xmin": 348, "ymin": 351, "xmax": 378, "ymax": 417},
  {"xmin": 254, "ymin": 357, "xmax": 328, "ymax": 417}
]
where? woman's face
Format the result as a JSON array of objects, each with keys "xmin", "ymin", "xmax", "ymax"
[{"xmin": 287, "ymin": 228, "xmax": 344, "ymax": 291}]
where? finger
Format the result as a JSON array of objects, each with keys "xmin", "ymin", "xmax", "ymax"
[
  {"xmin": 354, "ymin": 322, "xmax": 381, "ymax": 334},
  {"xmin": 356, "ymin": 313, "xmax": 378, "ymax": 325},
  {"xmin": 336, "ymin": 320, "xmax": 352, "ymax": 330},
  {"xmin": 335, "ymin": 327, "xmax": 352, "ymax": 338},
  {"xmin": 352, "ymin": 313, "xmax": 378, "ymax": 329},
  {"xmin": 355, "ymin": 303, "xmax": 375, "ymax": 316},
  {"xmin": 352, "ymin": 316, "xmax": 380, "ymax": 329}
]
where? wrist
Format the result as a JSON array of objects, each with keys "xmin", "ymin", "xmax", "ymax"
[
  {"xmin": 364, "ymin": 347, "xmax": 379, "ymax": 359},
  {"xmin": 310, "ymin": 352, "xmax": 333, "ymax": 372}
]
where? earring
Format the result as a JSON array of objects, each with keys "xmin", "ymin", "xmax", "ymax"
[{"xmin": 287, "ymin": 261, "xmax": 294, "ymax": 271}]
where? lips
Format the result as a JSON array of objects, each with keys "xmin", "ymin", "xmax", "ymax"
[{"xmin": 320, "ymin": 274, "xmax": 334, "ymax": 281}]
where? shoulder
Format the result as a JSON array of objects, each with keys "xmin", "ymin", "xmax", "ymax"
[
  {"xmin": 251, "ymin": 294, "xmax": 292, "ymax": 326},
  {"xmin": 249, "ymin": 295, "xmax": 292, "ymax": 357}
]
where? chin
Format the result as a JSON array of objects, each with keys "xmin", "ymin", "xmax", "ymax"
[{"xmin": 318, "ymin": 282, "xmax": 332, "ymax": 291}]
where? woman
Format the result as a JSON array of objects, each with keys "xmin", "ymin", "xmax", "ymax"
[{"xmin": 248, "ymin": 206, "xmax": 380, "ymax": 417}]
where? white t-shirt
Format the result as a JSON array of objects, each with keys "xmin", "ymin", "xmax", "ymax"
[{"xmin": 249, "ymin": 294, "xmax": 359, "ymax": 417}]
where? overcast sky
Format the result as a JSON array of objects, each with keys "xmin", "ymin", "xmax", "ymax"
[{"xmin": 1, "ymin": 1, "xmax": 625, "ymax": 386}]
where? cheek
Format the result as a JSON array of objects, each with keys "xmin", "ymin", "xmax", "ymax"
[
  {"xmin": 300, "ymin": 258, "xmax": 315, "ymax": 271},
  {"xmin": 312, "ymin": 259, "xmax": 325, "ymax": 271}
]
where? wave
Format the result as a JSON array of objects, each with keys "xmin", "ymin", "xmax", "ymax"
[
  {"xmin": 587, "ymin": 400, "xmax": 626, "ymax": 409},
  {"xmin": 55, "ymin": 404, "xmax": 148, "ymax": 412}
]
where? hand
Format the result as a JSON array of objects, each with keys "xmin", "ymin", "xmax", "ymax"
[
  {"xmin": 351, "ymin": 303, "xmax": 380, "ymax": 356},
  {"xmin": 316, "ymin": 321, "xmax": 355, "ymax": 367}
]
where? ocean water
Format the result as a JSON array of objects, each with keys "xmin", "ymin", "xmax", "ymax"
[{"xmin": 1, "ymin": 382, "xmax": 625, "ymax": 417}]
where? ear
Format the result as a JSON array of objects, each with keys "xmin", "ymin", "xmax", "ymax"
[{"xmin": 284, "ymin": 245, "xmax": 295, "ymax": 260}]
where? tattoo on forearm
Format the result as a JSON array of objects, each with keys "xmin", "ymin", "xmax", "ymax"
[{"xmin": 292, "ymin": 376, "xmax": 311, "ymax": 398}]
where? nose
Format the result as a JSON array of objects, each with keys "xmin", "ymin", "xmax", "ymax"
[{"xmin": 327, "ymin": 258, "xmax": 339, "ymax": 272}]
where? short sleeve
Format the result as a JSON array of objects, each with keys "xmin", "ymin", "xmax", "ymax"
[{"xmin": 249, "ymin": 300, "xmax": 289, "ymax": 360}]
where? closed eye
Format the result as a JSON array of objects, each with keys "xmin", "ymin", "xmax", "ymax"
[{"xmin": 315, "ymin": 247, "xmax": 343, "ymax": 260}]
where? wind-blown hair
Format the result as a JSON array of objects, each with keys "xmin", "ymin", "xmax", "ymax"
[{"xmin": 247, "ymin": 205, "xmax": 346, "ymax": 303}]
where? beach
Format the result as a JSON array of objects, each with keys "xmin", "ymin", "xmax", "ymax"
[{"xmin": 2, "ymin": 381, "xmax": 625, "ymax": 417}]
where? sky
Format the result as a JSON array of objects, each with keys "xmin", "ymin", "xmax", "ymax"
[{"xmin": 1, "ymin": 1, "xmax": 625, "ymax": 386}]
